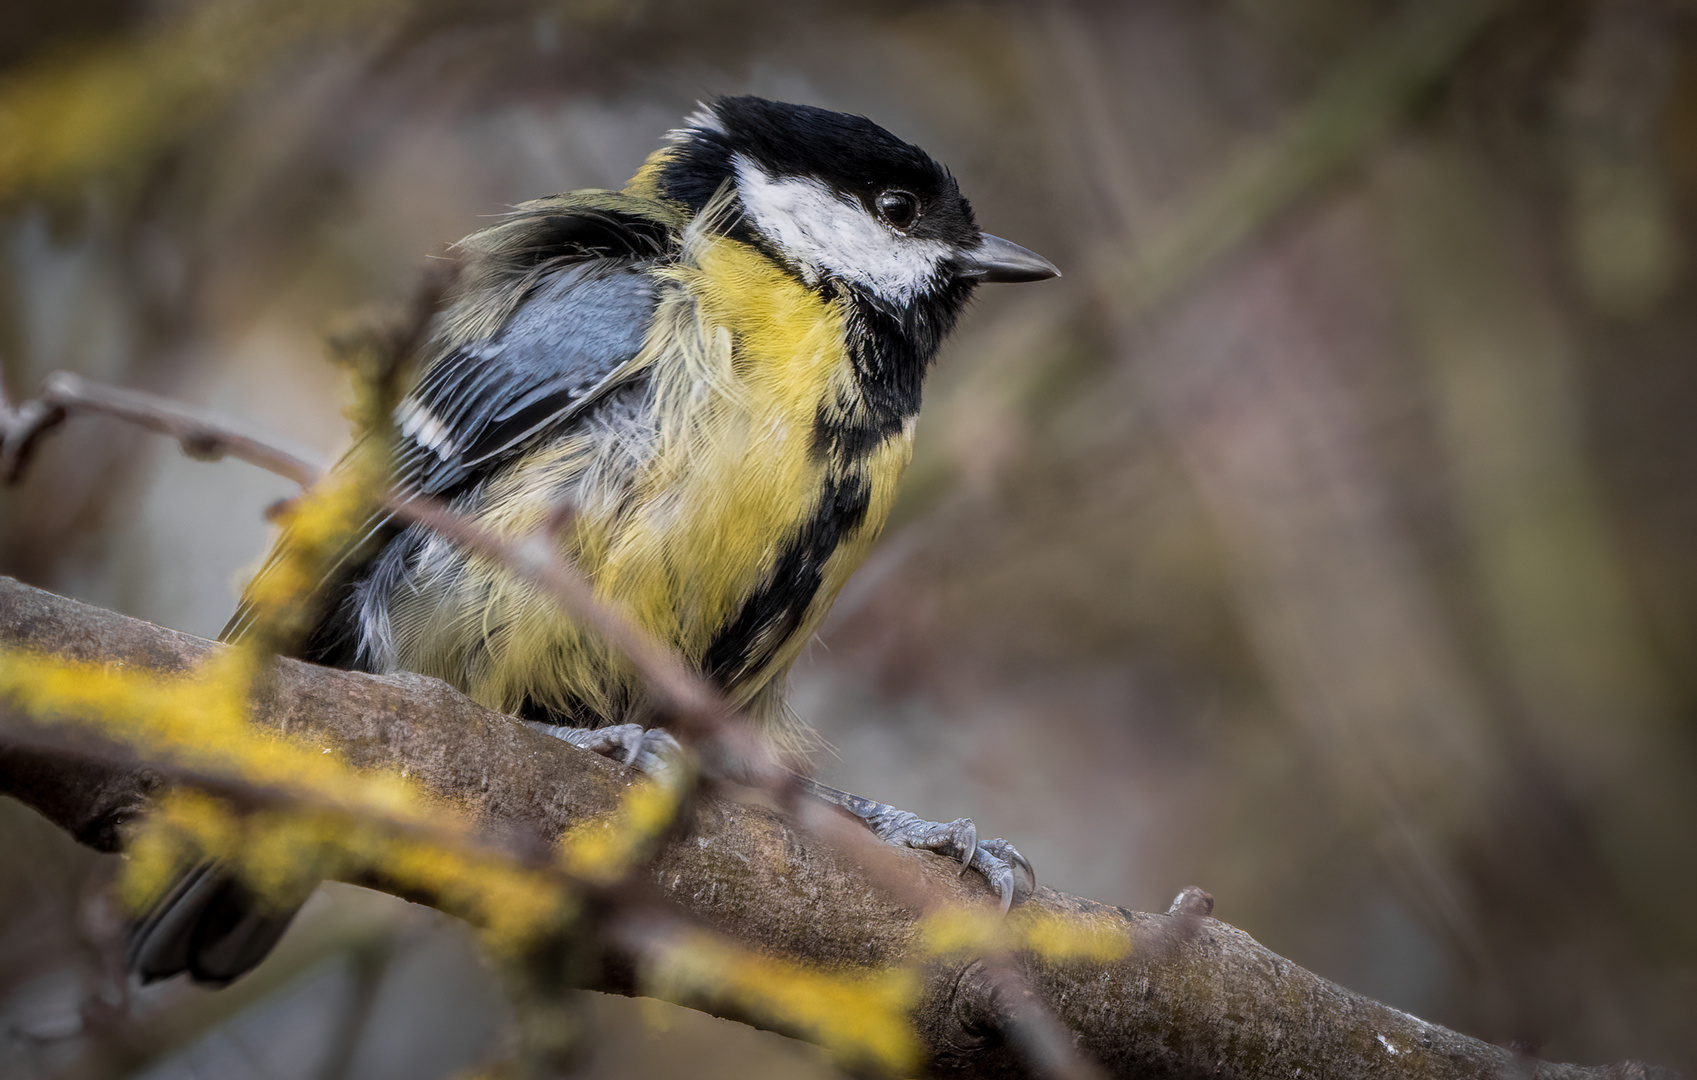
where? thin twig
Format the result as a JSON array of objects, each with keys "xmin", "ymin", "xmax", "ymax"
[{"xmin": 0, "ymin": 371, "xmax": 324, "ymax": 487}]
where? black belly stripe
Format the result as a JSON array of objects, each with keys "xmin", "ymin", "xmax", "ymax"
[
  {"xmin": 701, "ymin": 469, "xmax": 872, "ymax": 689},
  {"xmin": 806, "ymin": 283, "xmax": 972, "ymax": 462},
  {"xmin": 719, "ymin": 289, "xmax": 963, "ymax": 687},
  {"xmin": 811, "ymin": 393, "xmax": 906, "ymax": 462}
]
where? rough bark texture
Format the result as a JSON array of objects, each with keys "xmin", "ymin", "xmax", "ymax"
[{"xmin": 0, "ymin": 576, "xmax": 1678, "ymax": 1080}]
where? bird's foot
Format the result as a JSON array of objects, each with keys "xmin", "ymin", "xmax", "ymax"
[
  {"xmin": 531, "ymin": 721, "xmax": 683, "ymax": 778},
  {"xmin": 798, "ymin": 778, "xmax": 1036, "ymax": 913}
]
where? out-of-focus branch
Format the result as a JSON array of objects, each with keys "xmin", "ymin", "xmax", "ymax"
[
  {"xmin": 0, "ymin": 578, "xmax": 1678, "ymax": 1080},
  {"xmin": 0, "ymin": 371, "xmax": 323, "ymax": 486}
]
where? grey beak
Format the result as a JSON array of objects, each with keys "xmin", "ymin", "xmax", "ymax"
[{"xmin": 952, "ymin": 232, "xmax": 1060, "ymax": 283}]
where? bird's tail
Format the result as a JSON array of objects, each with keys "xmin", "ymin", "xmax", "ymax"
[{"xmin": 125, "ymin": 863, "xmax": 306, "ymax": 985}]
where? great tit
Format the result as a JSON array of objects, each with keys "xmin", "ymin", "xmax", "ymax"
[{"xmin": 126, "ymin": 96, "xmax": 1058, "ymax": 985}]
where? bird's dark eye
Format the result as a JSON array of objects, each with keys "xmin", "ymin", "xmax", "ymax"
[{"xmin": 874, "ymin": 190, "xmax": 921, "ymax": 230}]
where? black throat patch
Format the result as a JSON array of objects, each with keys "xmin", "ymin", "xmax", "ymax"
[{"xmin": 811, "ymin": 282, "xmax": 972, "ymax": 461}]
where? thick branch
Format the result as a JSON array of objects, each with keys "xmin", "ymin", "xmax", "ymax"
[{"xmin": 0, "ymin": 577, "xmax": 1675, "ymax": 1080}]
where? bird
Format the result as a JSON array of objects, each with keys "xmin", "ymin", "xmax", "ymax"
[{"xmin": 126, "ymin": 95, "xmax": 1058, "ymax": 985}]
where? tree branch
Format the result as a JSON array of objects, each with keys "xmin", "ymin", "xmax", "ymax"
[
  {"xmin": 0, "ymin": 577, "xmax": 1677, "ymax": 1080},
  {"xmin": 0, "ymin": 372, "xmax": 324, "ymax": 487}
]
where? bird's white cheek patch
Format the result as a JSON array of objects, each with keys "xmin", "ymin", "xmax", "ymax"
[{"xmin": 733, "ymin": 155, "xmax": 951, "ymax": 304}]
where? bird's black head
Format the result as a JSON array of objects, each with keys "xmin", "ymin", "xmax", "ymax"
[{"xmin": 639, "ymin": 96, "xmax": 1056, "ymax": 307}]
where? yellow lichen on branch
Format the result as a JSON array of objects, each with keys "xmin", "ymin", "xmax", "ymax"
[
  {"xmin": 639, "ymin": 923, "xmax": 923, "ymax": 1073},
  {"xmin": 0, "ymin": 648, "xmax": 420, "ymax": 818},
  {"xmin": 1, "ymin": 636, "xmax": 948, "ymax": 1069},
  {"xmin": 557, "ymin": 772, "xmax": 691, "ymax": 886},
  {"xmin": 120, "ymin": 786, "xmax": 577, "ymax": 956},
  {"xmin": 918, "ymin": 903, "xmax": 1131, "ymax": 965},
  {"xmin": 0, "ymin": 633, "xmax": 585, "ymax": 954}
]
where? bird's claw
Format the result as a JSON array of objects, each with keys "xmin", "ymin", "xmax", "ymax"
[
  {"xmin": 971, "ymin": 837, "xmax": 1038, "ymax": 915},
  {"xmin": 858, "ymin": 806, "xmax": 1036, "ymax": 912},
  {"xmin": 534, "ymin": 721, "xmax": 683, "ymax": 778}
]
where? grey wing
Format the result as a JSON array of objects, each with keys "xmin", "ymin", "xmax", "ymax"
[
  {"xmin": 220, "ymin": 257, "xmax": 658, "ymax": 647},
  {"xmin": 396, "ymin": 259, "xmax": 659, "ymax": 497}
]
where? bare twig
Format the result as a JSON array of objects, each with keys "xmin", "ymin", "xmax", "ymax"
[{"xmin": 0, "ymin": 371, "xmax": 323, "ymax": 487}]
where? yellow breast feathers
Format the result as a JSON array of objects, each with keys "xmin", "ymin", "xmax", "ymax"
[{"xmin": 392, "ymin": 229, "xmax": 912, "ymax": 732}]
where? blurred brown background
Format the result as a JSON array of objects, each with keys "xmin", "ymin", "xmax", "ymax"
[{"xmin": 3, "ymin": 1, "xmax": 1696, "ymax": 1077}]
